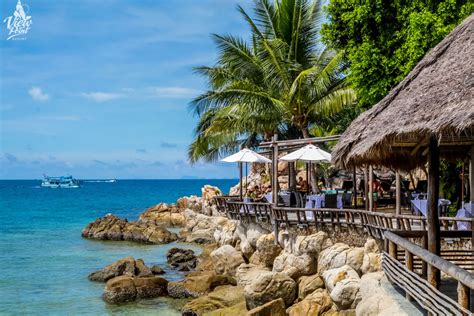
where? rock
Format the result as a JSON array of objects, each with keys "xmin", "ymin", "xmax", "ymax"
[
  {"xmin": 207, "ymin": 301, "xmax": 247, "ymax": 316},
  {"xmin": 166, "ymin": 248, "xmax": 197, "ymax": 271},
  {"xmin": 318, "ymin": 243, "xmax": 364, "ymax": 275},
  {"xmin": 364, "ymin": 238, "xmax": 380, "ymax": 254},
  {"xmin": 272, "ymin": 251, "xmax": 316, "ymax": 279},
  {"xmin": 213, "ymin": 219, "xmax": 238, "ymax": 246},
  {"xmin": 297, "ymin": 274, "xmax": 325, "ymax": 300},
  {"xmin": 322, "ymin": 265, "xmax": 361, "ymax": 310},
  {"xmin": 360, "ymin": 253, "xmax": 381, "ymax": 275},
  {"xmin": 249, "ymin": 233, "xmax": 282, "ymax": 268},
  {"xmin": 186, "ymin": 229, "xmax": 215, "ymax": 244},
  {"xmin": 356, "ymin": 272, "xmax": 422, "ymax": 316},
  {"xmin": 167, "ymin": 271, "xmax": 235, "ymax": 298},
  {"xmin": 235, "ymin": 223, "xmax": 270, "ymax": 258},
  {"xmin": 211, "ymin": 245, "xmax": 245, "ymax": 277},
  {"xmin": 82, "ymin": 214, "xmax": 178, "ymax": 244},
  {"xmin": 102, "ymin": 275, "xmax": 168, "ymax": 304},
  {"xmin": 287, "ymin": 289, "xmax": 333, "ymax": 316},
  {"xmin": 177, "ymin": 195, "xmax": 202, "ymax": 212},
  {"xmin": 244, "ymin": 271, "xmax": 296, "ymax": 309},
  {"xmin": 235, "ymin": 264, "xmax": 270, "ymax": 287},
  {"xmin": 247, "ymin": 298, "xmax": 286, "ymax": 316},
  {"xmin": 182, "ymin": 285, "xmax": 244, "ymax": 316},
  {"xmin": 139, "ymin": 203, "xmax": 186, "ymax": 227},
  {"xmin": 150, "ymin": 265, "xmax": 165, "ymax": 275},
  {"xmin": 88, "ymin": 257, "xmax": 152, "ymax": 282},
  {"xmin": 293, "ymin": 231, "xmax": 333, "ymax": 256},
  {"xmin": 202, "ymin": 185, "xmax": 222, "ymax": 202}
]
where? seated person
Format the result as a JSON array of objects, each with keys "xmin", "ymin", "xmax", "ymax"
[{"xmin": 296, "ymin": 176, "xmax": 308, "ymax": 192}]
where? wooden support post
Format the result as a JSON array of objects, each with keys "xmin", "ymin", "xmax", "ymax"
[
  {"xmin": 457, "ymin": 282, "xmax": 470, "ymax": 313},
  {"xmin": 364, "ymin": 166, "xmax": 369, "ymax": 210},
  {"xmin": 389, "ymin": 240, "xmax": 397, "ymax": 258},
  {"xmin": 369, "ymin": 165, "xmax": 374, "ymax": 211},
  {"xmin": 427, "ymin": 136, "xmax": 440, "ymax": 289},
  {"xmin": 396, "ymin": 171, "xmax": 401, "ymax": 216},
  {"xmin": 470, "ymin": 146, "xmax": 474, "ymax": 203},
  {"xmin": 272, "ymin": 134, "xmax": 279, "ymax": 244},
  {"xmin": 422, "ymin": 234, "xmax": 428, "ymax": 277},
  {"xmin": 353, "ymin": 167, "xmax": 357, "ymax": 209},
  {"xmin": 405, "ymin": 249, "xmax": 413, "ymax": 302},
  {"xmin": 239, "ymin": 162, "xmax": 243, "ymax": 201}
]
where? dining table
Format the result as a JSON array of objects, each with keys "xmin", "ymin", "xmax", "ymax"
[{"xmin": 410, "ymin": 198, "xmax": 451, "ymax": 217}]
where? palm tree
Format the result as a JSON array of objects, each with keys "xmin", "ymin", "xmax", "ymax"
[{"xmin": 188, "ymin": 0, "xmax": 356, "ymax": 165}]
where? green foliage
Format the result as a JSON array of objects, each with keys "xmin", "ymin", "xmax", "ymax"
[
  {"xmin": 188, "ymin": 0, "xmax": 357, "ymax": 163},
  {"xmin": 321, "ymin": 0, "xmax": 473, "ymax": 108}
]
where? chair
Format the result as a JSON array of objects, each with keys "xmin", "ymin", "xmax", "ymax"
[
  {"xmin": 324, "ymin": 193, "xmax": 338, "ymax": 209},
  {"xmin": 342, "ymin": 191, "xmax": 352, "ymax": 208}
]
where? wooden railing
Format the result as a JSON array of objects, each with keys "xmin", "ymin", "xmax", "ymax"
[
  {"xmin": 225, "ymin": 201, "xmax": 272, "ymax": 223},
  {"xmin": 383, "ymin": 231, "xmax": 473, "ymax": 315}
]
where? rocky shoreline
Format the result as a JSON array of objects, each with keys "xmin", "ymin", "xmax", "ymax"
[{"xmin": 82, "ymin": 185, "xmax": 420, "ymax": 316}]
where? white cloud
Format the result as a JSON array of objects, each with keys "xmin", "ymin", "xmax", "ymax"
[
  {"xmin": 28, "ymin": 87, "xmax": 50, "ymax": 101},
  {"xmin": 81, "ymin": 92, "xmax": 123, "ymax": 102},
  {"xmin": 152, "ymin": 86, "xmax": 200, "ymax": 98}
]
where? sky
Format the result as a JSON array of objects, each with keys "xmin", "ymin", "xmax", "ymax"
[{"xmin": 0, "ymin": 0, "xmax": 253, "ymax": 179}]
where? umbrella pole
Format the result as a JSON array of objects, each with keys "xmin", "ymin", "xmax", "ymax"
[
  {"xmin": 239, "ymin": 162, "xmax": 243, "ymax": 200},
  {"xmin": 306, "ymin": 163, "xmax": 309, "ymax": 194}
]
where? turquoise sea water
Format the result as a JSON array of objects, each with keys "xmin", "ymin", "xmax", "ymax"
[{"xmin": 0, "ymin": 179, "xmax": 235, "ymax": 315}]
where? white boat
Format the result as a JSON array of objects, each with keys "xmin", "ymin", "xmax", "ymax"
[{"xmin": 41, "ymin": 175, "xmax": 80, "ymax": 188}]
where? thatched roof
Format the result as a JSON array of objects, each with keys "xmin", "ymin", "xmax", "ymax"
[{"xmin": 333, "ymin": 13, "xmax": 474, "ymax": 170}]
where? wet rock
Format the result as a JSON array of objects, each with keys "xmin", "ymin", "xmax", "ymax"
[
  {"xmin": 166, "ymin": 247, "xmax": 197, "ymax": 271},
  {"xmin": 88, "ymin": 257, "xmax": 152, "ymax": 282},
  {"xmin": 150, "ymin": 265, "xmax": 165, "ymax": 275},
  {"xmin": 167, "ymin": 271, "xmax": 235, "ymax": 299},
  {"xmin": 82, "ymin": 214, "xmax": 178, "ymax": 244},
  {"xmin": 244, "ymin": 271, "xmax": 296, "ymax": 310},
  {"xmin": 211, "ymin": 245, "xmax": 245, "ymax": 277},
  {"xmin": 182, "ymin": 285, "xmax": 244, "ymax": 316},
  {"xmin": 287, "ymin": 289, "xmax": 332, "ymax": 316},
  {"xmin": 247, "ymin": 298, "xmax": 286, "ymax": 316},
  {"xmin": 102, "ymin": 275, "xmax": 168, "ymax": 304}
]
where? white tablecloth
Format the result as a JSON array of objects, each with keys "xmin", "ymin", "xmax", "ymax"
[{"xmin": 456, "ymin": 203, "xmax": 472, "ymax": 230}]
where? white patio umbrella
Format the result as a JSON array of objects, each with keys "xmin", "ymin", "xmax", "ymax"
[
  {"xmin": 279, "ymin": 144, "xmax": 331, "ymax": 193},
  {"xmin": 279, "ymin": 144, "xmax": 331, "ymax": 162},
  {"xmin": 222, "ymin": 148, "xmax": 271, "ymax": 199}
]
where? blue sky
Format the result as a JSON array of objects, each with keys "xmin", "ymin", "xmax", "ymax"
[{"xmin": 0, "ymin": 0, "xmax": 252, "ymax": 179}]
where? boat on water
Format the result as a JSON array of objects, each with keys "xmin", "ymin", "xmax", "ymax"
[{"xmin": 41, "ymin": 175, "xmax": 80, "ymax": 188}]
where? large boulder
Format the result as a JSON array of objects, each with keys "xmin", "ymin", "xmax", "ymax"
[
  {"xmin": 360, "ymin": 238, "xmax": 381, "ymax": 275},
  {"xmin": 272, "ymin": 251, "xmax": 316, "ymax": 279},
  {"xmin": 235, "ymin": 264, "xmax": 270, "ymax": 287},
  {"xmin": 211, "ymin": 245, "xmax": 245, "ymax": 277},
  {"xmin": 247, "ymin": 298, "xmax": 286, "ymax": 316},
  {"xmin": 297, "ymin": 274, "xmax": 325, "ymax": 300},
  {"xmin": 318, "ymin": 243, "xmax": 364, "ymax": 275},
  {"xmin": 322, "ymin": 265, "xmax": 361, "ymax": 310},
  {"xmin": 82, "ymin": 214, "xmax": 178, "ymax": 244},
  {"xmin": 166, "ymin": 248, "xmax": 197, "ymax": 271},
  {"xmin": 177, "ymin": 195, "xmax": 202, "ymax": 213},
  {"xmin": 139, "ymin": 203, "xmax": 186, "ymax": 227},
  {"xmin": 102, "ymin": 275, "xmax": 168, "ymax": 304},
  {"xmin": 356, "ymin": 272, "xmax": 422, "ymax": 316},
  {"xmin": 293, "ymin": 231, "xmax": 333, "ymax": 256},
  {"xmin": 88, "ymin": 257, "xmax": 152, "ymax": 282},
  {"xmin": 167, "ymin": 271, "xmax": 235, "ymax": 298},
  {"xmin": 236, "ymin": 223, "xmax": 270, "ymax": 258},
  {"xmin": 213, "ymin": 219, "xmax": 238, "ymax": 246},
  {"xmin": 249, "ymin": 233, "xmax": 282, "ymax": 268},
  {"xmin": 182, "ymin": 285, "xmax": 244, "ymax": 316},
  {"xmin": 287, "ymin": 289, "xmax": 333, "ymax": 316},
  {"xmin": 244, "ymin": 271, "xmax": 296, "ymax": 310}
]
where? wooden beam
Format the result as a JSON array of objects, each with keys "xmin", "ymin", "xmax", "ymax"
[
  {"xmin": 470, "ymin": 145, "xmax": 474, "ymax": 203},
  {"xmin": 427, "ymin": 136, "xmax": 441, "ymax": 289},
  {"xmin": 353, "ymin": 167, "xmax": 357, "ymax": 209},
  {"xmin": 396, "ymin": 171, "xmax": 401, "ymax": 216},
  {"xmin": 369, "ymin": 165, "xmax": 374, "ymax": 211},
  {"xmin": 364, "ymin": 166, "xmax": 369, "ymax": 211}
]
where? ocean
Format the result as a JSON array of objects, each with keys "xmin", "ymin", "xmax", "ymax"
[{"xmin": 0, "ymin": 179, "xmax": 236, "ymax": 315}]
